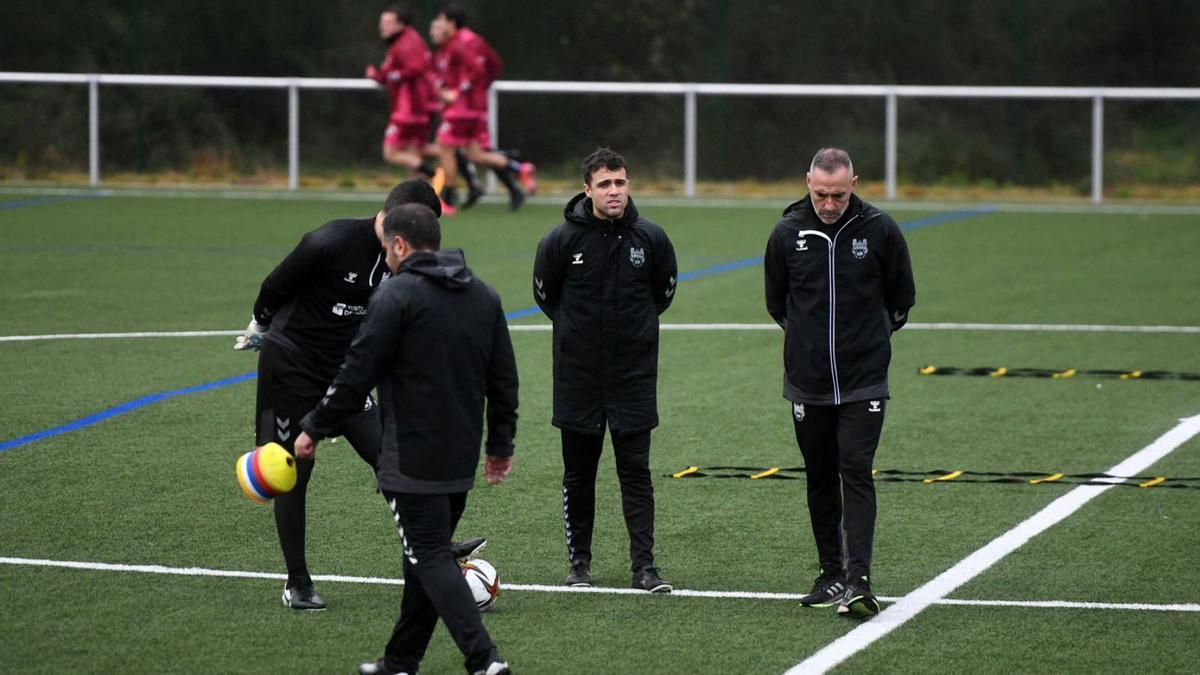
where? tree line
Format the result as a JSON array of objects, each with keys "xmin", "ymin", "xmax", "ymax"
[{"xmin": 2, "ymin": 0, "xmax": 1197, "ymax": 190}]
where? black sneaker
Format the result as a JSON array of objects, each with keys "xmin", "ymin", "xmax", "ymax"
[
  {"xmin": 565, "ymin": 561, "xmax": 591, "ymax": 587},
  {"xmin": 508, "ymin": 187, "xmax": 525, "ymax": 211},
  {"xmin": 838, "ymin": 576, "xmax": 880, "ymax": 617},
  {"xmin": 281, "ymin": 583, "xmax": 326, "ymax": 611},
  {"xmin": 631, "ymin": 566, "xmax": 672, "ymax": 593},
  {"xmin": 799, "ymin": 569, "xmax": 846, "ymax": 608},
  {"xmin": 452, "ymin": 537, "xmax": 487, "ymax": 562},
  {"xmin": 358, "ymin": 658, "xmax": 413, "ymax": 675},
  {"xmin": 462, "ymin": 185, "xmax": 485, "ymax": 209},
  {"xmin": 471, "ymin": 661, "xmax": 511, "ymax": 675}
]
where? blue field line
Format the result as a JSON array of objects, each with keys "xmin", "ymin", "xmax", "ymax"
[
  {"xmin": 506, "ymin": 206, "xmax": 994, "ymax": 321},
  {"xmin": 898, "ymin": 205, "xmax": 996, "ymax": 230},
  {"xmin": 0, "ymin": 371, "xmax": 257, "ymax": 454},
  {"xmin": 0, "ymin": 195, "xmax": 100, "ymax": 211}
]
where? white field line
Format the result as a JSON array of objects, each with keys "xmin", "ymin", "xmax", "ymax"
[
  {"xmin": 5, "ymin": 186, "xmax": 1200, "ymax": 215},
  {"xmin": 787, "ymin": 412, "xmax": 1200, "ymax": 675},
  {"xmin": 2, "ymin": 556, "xmax": 1197, "ymax": 614},
  {"xmin": 2, "ymin": 322, "xmax": 1198, "ymax": 342}
]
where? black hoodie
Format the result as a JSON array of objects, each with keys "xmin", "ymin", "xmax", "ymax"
[
  {"xmin": 301, "ymin": 248, "xmax": 518, "ymax": 494},
  {"xmin": 764, "ymin": 194, "xmax": 915, "ymax": 406},
  {"xmin": 533, "ymin": 193, "xmax": 678, "ymax": 435}
]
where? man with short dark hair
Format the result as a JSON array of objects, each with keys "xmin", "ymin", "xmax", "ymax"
[
  {"xmin": 533, "ymin": 147, "xmax": 678, "ymax": 593},
  {"xmin": 234, "ymin": 180, "xmax": 451, "ymax": 611},
  {"xmin": 429, "ymin": 4, "xmax": 535, "ymax": 210},
  {"xmin": 366, "ymin": 6, "xmax": 439, "ymax": 185},
  {"xmin": 764, "ymin": 147, "xmax": 915, "ymax": 618},
  {"xmin": 294, "ymin": 202, "xmax": 517, "ymax": 675}
]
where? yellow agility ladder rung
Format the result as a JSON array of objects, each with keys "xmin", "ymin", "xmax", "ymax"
[
  {"xmin": 1052, "ymin": 369, "xmax": 1077, "ymax": 379},
  {"xmin": 1139, "ymin": 477, "xmax": 1166, "ymax": 488},
  {"xmin": 750, "ymin": 467, "xmax": 781, "ymax": 480},
  {"xmin": 1120, "ymin": 370, "xmax": 1143, "ymax": 380},
  {"xmin": 989, "ymin": 367, "xmax": 1008, "ymax": 377},
  {"xmin": 924, "ymin": 470, "xmax": 964, "ymax": 484},
  {"xmin": 671, "ymin": 466, "xmax": 700, "ymax": 478},
  {"xmin": 1030, "ymin": 472, "xmax": 1064, "ymax": 485}
]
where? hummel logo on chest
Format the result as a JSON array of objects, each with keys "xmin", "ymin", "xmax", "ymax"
[
  {"xmin": 344, "ymin": 272, "xmax": 358, "ymax": 283},
  {"xmin": 572, "ymin": 252, "xmax": 584, "ymax": 265}
]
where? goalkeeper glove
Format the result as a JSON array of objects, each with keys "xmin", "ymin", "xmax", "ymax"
[{"xmin": 234, "ymin": 318, "xmax": 268, "ymax": 351}]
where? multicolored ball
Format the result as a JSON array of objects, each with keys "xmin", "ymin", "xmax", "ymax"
[{"xmin": 236, "ymin": 442, "xmax": 297, "ymax": 504}]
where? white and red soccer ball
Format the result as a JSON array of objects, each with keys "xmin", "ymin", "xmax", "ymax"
[{"xmin": 460, "ymin": 558, "xmax": 500, "ymax": 610}]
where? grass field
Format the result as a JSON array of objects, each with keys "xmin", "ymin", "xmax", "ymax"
[{"xmin": 1, "ymin": 189, "xmax": 1198, "ymax": 674}]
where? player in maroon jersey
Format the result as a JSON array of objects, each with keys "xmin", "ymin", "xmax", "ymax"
[
  {"xmin": 366, "ymin": 6, "xmax": 445, "ymax": 198},
  {"xmin": 429, "ymin": 5, "xmax": 536, "ymax": 211}
]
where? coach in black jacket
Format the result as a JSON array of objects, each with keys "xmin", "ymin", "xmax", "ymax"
[
  {"xmin": 764, "ymin": 147, "xmax": 915, "ymax": 618},
  {"xmin": 295, "ymin": 204, "xmax": 517, "ymax": 675},
  {"xmin": 533, "ymin": 148, "xmax": 678, "ymax": 593},
  {"xmin": 234, "ymin": 179, "xmax": 441, "ymax": 611}
]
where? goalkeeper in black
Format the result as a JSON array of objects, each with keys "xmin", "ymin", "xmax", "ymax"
[
  {"xmin": 764, "ymin": 148, "xmax": 915, "ymax": 618},
  {"xmin": 234, "ymin": 179, "xmax": 443, "ymax": 610}
]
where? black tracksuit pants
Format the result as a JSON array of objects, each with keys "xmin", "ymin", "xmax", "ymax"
[
  {"xmin": 256, "ymin": 345, "xmax": 381, "ymax": 586},
  {"xmin": 381, "ymin": 490, "xmax": 500, "ymax": 674},
  {"xmin": 561, "ymin": 427, "xmax": 656, "ymax": 572},
  {"xmin": 791, "ymin": 398, "xmax": 887, "ymax": 582}
]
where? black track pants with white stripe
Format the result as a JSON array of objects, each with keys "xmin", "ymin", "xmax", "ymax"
[
  {"xmin": 561, "ymin": 427, "xmax": 656, "ymax": 571},
  {"xmin": 791, "ymin": 398, "xmax": 886, "ymax": 582},
  {"xmin": 381, "ymin": 490, "xmax": 499, "ymax": 674}
]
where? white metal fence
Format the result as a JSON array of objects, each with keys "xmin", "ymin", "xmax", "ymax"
[{"xmin": 3, "ymin": 71, "xmax": 1199, "ymax": 202}]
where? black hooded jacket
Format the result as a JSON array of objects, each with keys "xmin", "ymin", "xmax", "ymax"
[
  {"xmin": 301, "ymin": 249, "xmax": 518, "ymax": 494},
  {"xmin": 764, "ymin": 194, "xmax": 915, "ymax": 406},
  {"xmin": 533, "ymin": 193, "xmax": 678, "ymax": 436}
]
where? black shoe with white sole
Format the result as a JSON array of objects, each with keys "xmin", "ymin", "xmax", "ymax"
[
  {"xmin": 565, "ymin": 561, "xmax": 592, "ymax": 587},
  {"xmin": 838, "ymin": 576, "xmax": 881, "ymax": 617},
  {"xmin": 281, "ymin": 583, "xmax": 326, "ymax": 611},
  {"xmin": 358, "ymin": 658, "xmax": 413, "ymax": 675},
  {"xmin": 799, "ymin": 569, "xmax": 846, "ymax": 608},
  {"xmin": 631, "ymin": 566, "xmax": 672, "ymax": 593}
]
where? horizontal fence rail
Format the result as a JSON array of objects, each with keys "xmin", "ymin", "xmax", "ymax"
[{"xmin": 4, "ymin": 72, "xmax": 1200, "ymax": 201}]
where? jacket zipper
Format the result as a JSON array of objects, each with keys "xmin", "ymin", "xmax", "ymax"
[{"xmin": 827, "ymin": 215, "xmax": 859, "ymax": 404}]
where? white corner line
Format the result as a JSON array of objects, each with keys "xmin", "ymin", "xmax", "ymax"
[{"xmin": 786, "ymin": 412, "xmax": 1200, "ymax": 675}]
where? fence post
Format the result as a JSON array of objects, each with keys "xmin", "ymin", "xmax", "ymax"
[
  {"xmin": 487, "ymin": 84, "xmax": 498, "ymax": 194},
  {"xmin": 288, "ymin": 80, "xmax": 299, "ymax": 191},
  {"xmin": 684, "ymin": 86, "xmax": 697, "ymax": 197},
  {"xmin": 885, "ymin": 88, "xmax": 897, "ymax": 200},
  {"xmin": 1091, "ymin": 94, "xmax": 1104, "ymax": 204},
  {"xmin": 89, "ymin": 75, "xmax": 100, "ymax": 186}
]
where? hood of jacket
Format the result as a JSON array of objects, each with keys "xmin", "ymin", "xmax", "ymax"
[
  {"xmin": 563, "ymin": 192, "xmax": 641, "ymax": 228},
  {"xmin": 398, "ymin": 248, "xmax": 473, "ymax": 289}
]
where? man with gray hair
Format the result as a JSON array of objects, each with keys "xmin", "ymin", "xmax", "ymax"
[{"xmin": 764, "ymin": 147, "xmax": 915, "ymax": 618}]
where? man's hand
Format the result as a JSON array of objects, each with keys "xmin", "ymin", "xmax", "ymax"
[
  {"xmin": 484, "ymin": 455, "xmax": 513, "ymax": 486},
  {"xmin": 233, "ymin": 319, "xmax": 268, "ymax": 351},
  {"xmin": 365, "ymin": 64, "xmax": 380, "ymax": 81},
  {"xmin": 294, "ymin": 432, "xmax": 317, "ymax": 460}
]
